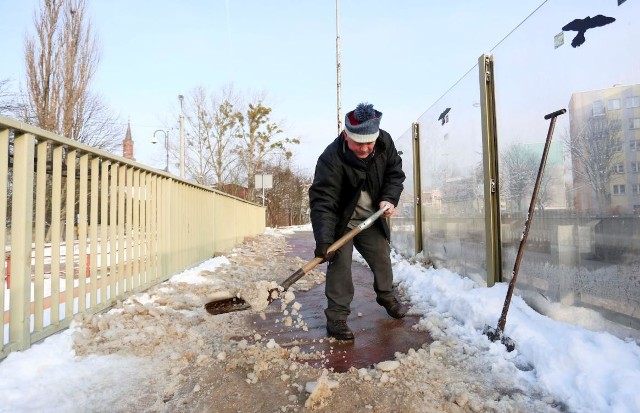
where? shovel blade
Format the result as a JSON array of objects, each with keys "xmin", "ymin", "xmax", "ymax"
[
  {"xmin": 483, "ymin": 324, "xmax": 516, "ymax": 352},
  {"xmin": 204, "ymin": 297, "xmax": 252, "ymax": 315}
]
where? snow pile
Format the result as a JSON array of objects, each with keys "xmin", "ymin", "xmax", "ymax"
[
  {"xmin": 237, "ymin": 279, "xmax": 278, "ymax": 311},
  {"xmin": 63, "ymin": 233, "xmax": 314, "ymax": 410},
  {"xmin": 1, "ymin": 229, "xmax": 639, "ymax": 412},
  {"xmin": 304, "ymin": 369, "xmax": 338, "ymax": 409}
]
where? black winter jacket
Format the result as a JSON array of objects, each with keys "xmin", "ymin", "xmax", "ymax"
[{"xmin": 308, "ymin": 130, "xmax": 405, "ymax": 245}]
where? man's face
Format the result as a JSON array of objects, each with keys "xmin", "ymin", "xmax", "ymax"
[{"xmin": 345, "ymin": 134, "xmax": 376, "ymax": 159}]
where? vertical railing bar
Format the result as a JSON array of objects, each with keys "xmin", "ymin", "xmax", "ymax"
[
  {"xmin": 132, "ymin": 169, "xmax": 140, "ymax": 290},
  {"xmin": 149, "ymin": 176, "xmax": 158, "ymax": 282},
  {"xmin": 64, "ymin": 150, "xmax": 77, "ymax": 320},
  {"xmin": 179, "ymin": 183, "xmax": 186, "ymax": 272},
  {"xmin": 0, "ymin": 130, "xmax": 8, "ymax": 349},
  {"xmin": 126, "ymin": 167, "xmax": 133, "ymax": 290},
  {"xmin": 9, "ymin": 132, "xmax": 35, "ymax": 350},
  {"xmin": 198, "ymin": 191, "xmax": 204, "ymax": 259},
  {"xmin": 34, "ymin": 141, "xmax": 48, "ymax": 333},
  {"xmin": 117, "ymin": 166, "xmax": 125, "ymax": 295},
  {"xmin": 109, "ymin": 163, "xmax": 118, "ymax": 301},
  {"xmin": 78, "ymin": 153, "xmax": 89, "ymax": 312},
  {"xmin": 99, "ymin": 161, "xmax": 109, "ymax": 304},
  {"xmin": 184, "ymin": 185, "xmax": 190, "ymax": 266},
  {"xmin": 211, "ymin": 192, "xmax": 218, "ymax": 257},
  {"xmin": 168, "ymin": 181, "xmax": 174, "ymax": 276},
  {"xmin": 179, "ymin": 183, "xmax": 185, "ymax": 273},
  {"xmin": 50, "ymin": 146, "xmax": 63, "ymax": 325},
  {"xmin": 89, "ymin": 157, "xmax": 100, "ymax": 307},
  {"xmin": 139, "ymin": 172, "xmax": 147, "ymax": 286},
  {"xmin": 160, "ymin": 178, "xmax": 168, "ymax": 279}
]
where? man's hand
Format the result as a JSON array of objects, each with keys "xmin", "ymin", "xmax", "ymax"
[
  {"xmin": 380, "ymin": 201, "xmax": 395, "ymax": 218},
  {"xmin": 314, "ymin": 243, "xmax": 336, "ymax": 263}
]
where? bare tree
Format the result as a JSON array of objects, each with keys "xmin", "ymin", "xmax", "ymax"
[
  {"xmin": 24, "ymin": 0, "xmax": 120, "ymax": 152},
  {"xmin": 262, "ymin": 161, "xmax": 311, "ymax": 227},
  {"xmin": 565, "ymin": 116, "xmax": 622, "ymax": 212},
  {"xmin": 179, "ymin": 87, "xmax": 300, "ymax": 202},
  {"xmin": 234, "ymin": 98, "xmax": 300, "ymax": 203},
  {"xmin": 182, "ymin": 85, "xmax": 243, "ymax": 186},
  {"xmin": 501, "ymin": 144, "xmax": 539, "ymax": 212}
]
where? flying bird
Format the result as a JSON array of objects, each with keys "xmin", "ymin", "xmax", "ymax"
[
  {"xmin": 561, "ymin": 14, "xmax": 615, "ymax": 48},
  {"xmin": 438, "ymin": 107, "xmax": 451, "ymax": 125}
]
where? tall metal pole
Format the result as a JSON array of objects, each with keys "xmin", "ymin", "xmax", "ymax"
[
  {"xmin": 178, "ymin": 94, "xmax": 185, "ymax": 178},
  {"xmin": 165, "ymin": 131, "xmax": 169, "ymax": 172},
  {"xmin": 336, "ymin": 0, "xmax": 342, "ymax": 134}
]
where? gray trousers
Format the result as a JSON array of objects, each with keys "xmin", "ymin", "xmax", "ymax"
[{"xmin": 324, "ymin": 225, "xmax": 394, "ymax": 322}]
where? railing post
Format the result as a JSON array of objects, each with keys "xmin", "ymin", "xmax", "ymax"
[
  {"xmin": 412, "ymin": 122, "xmax": 423, "ymax": 254},
  {"xmin": 478, "ymin": 54, "xmax": 503, "ymax": 287},
  {"xmin": 9, "ymin": 132, "xmax": 36, "ymax": 350}
]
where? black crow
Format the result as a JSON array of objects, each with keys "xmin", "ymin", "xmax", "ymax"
[
  {"xmin": 438, "ymin": 107, "xmax": 451, "ymax": 125},
  {"xmin": 562, "ymin": 15, "xmax": 615, "ymax": 48}
]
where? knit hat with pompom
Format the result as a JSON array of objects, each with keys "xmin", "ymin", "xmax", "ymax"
[{"xmin": 344, "ymin": 103, "xmax": 382, "ymax": 143}]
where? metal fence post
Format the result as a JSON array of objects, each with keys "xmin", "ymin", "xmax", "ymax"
[
  {"xmin": 412, "ymin": 122, "xmax": 423, "ymax": 254},
  {"xmin": 478, "ymin": 54, "xmax": 503, "ymax": 286}
]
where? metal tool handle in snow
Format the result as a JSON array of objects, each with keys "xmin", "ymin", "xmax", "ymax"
[
  {"xmin": 278, "ymin": 204, "xmax": 392, "ymax": 292},
  {"xmin": 496, "ymin": 109, "xmax": 566, "ymax": 333}
]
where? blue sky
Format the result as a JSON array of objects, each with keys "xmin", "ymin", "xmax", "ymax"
[{"xmin": 1, "ymin": 0, "xmax": 544, "ymax": 174}]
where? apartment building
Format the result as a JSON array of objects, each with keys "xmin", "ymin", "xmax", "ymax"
[{"xmin": 568, "ymin": 84, "xmax": 640, "ymax": 214}]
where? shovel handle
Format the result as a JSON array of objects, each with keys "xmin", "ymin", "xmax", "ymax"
[{"xmin": 279, "ymin": 204, "xmax": 391, "ymax": 291}]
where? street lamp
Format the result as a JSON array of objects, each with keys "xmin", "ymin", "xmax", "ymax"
[
  {"xmin": 152, "ymin": 129, "xmax": 169, "ymax": 172},
  {"xmin": 178, "ymin": 94, "xmax": 185, "ymax": 178}
]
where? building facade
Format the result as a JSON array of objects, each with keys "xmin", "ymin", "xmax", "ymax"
[{"xmin": 568, "ymin": 84, "xmax": 640, "ymax": 214}]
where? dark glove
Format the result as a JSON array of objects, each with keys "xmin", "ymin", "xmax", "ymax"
[{"xmin": 314, "ymin": 243, "xmax": 336, "ymax": 263}]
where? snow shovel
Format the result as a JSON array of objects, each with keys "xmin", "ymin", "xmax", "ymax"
[
  {"xmin": 204, "ymin": 203, "xmax": 392, "ymax": 315},
  {"xmin": 483, "ymin": 108, "xmax": 566, "ymax": 352}
]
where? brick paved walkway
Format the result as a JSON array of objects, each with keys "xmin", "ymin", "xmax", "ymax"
[{"xmin": 242, "ymin": 231, "xmax": 432, "ymax": 372}]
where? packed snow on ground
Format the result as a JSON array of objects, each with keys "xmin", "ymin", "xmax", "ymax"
[{"xmin": 0, "ymin": 225, "xmax": 639, "ymax": 413}]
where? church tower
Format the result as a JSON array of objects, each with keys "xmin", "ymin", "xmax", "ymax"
[{"xmin": 122, "ymin": 121, "xmax": 136, "ymax": 161}]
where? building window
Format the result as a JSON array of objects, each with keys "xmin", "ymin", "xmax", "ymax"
[
  {"xmin": 613, "ymin": 184, "xmax": 626, "ymax": 195},
  {"xmin": 626, "ymin": 96, "xmax": 640, "ymax": 108},
  {"xmin": 632, "ymin": 162, "xmax": 640, "ymax": 173},
  {"xmin": 633, "ymin": 184, "xmax": 640, "ymax": 195},
  {"xmin": 613, "ymin": 163, "xmax": 624, "ymax": 173},
  {"xmin": 630, "ymin": 118, "xmax": 640, "ymax": 129},
  {"xmin": 612, "ymin": 143, "xmax": 622, "ymax": 152},
  {"xmin": 631, "ymin": 140, "xmax": 640, "ymax": 151},
  {"xmin": 593, "ymin": 100, "xmax": 605, "ymax": 116},
  {"xmin": 608, "ymin": 99, "xmax": 621, "ymax": 110}
]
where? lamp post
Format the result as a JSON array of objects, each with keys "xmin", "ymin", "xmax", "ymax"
[
  {"xmin": 178, "ymin": 94, "xmax": 185, "ymax": 178},
  {"xmin": 151, "ymin": 129, "xmax": 169, "ymax": 172}
]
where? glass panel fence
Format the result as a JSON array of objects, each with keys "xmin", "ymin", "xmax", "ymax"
[
  {"xmin": 492, "ymin": 0, "xmax": 640, "ymax": 339},
  {"xmin": 390, "ymin": 128, "xmax": 416, "ymax": 256},
  {"xmin": 416, "ymin": 66, "xmax": 487, "ymax": 284}
]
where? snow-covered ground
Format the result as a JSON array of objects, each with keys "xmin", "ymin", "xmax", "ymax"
[{"xmin": 0, "ymin": 225, "xmax": 639, "ymax": 413}]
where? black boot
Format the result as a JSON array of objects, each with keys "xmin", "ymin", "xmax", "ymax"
[
  {"xmin": 376, "ymin": 295, "xmax": 408, "ymax": 319},
  {"xmin": 326, "ymin": 320, "xmax": 355, "ymax": 341}
]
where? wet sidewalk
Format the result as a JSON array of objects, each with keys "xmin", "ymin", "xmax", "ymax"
[{"xmin": 243, "ymin": 231, "xmax": 432, "ymax": 373}]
